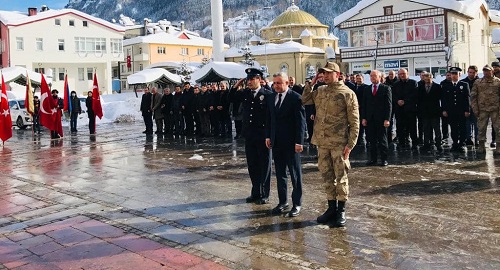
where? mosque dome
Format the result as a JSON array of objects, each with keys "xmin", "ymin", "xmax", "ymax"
[{"xmin": 267, "ymin": 4, "xmax": 326, "ymax": 28}]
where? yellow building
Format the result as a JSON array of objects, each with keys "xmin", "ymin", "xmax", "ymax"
[
  {"xmin": 120, "ymin": 20, "xmax": 226, "ymax": 90},
  {"xmin": 225, "ymin": 2, "xmax": 339, "ymax": 83}
]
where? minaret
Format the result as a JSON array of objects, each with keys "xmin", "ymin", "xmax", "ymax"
[{"xmin": 210, "ymin": 0, "xmax": 224, "ymax": 61}]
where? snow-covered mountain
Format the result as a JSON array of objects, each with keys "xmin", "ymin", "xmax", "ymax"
[{"xmin": 64, "ymin": 0, "xmax": 500, "ymax": 47}]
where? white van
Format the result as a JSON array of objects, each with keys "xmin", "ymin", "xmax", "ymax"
[{"xmin": 8, "ymin": 99, "xmax": 33, "ymax": 129}]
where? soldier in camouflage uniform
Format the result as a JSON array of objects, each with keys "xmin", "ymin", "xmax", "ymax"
[
  {"xmin": 470, "ymin": 65, "xmax": 500, "ymax": 154},
  {"xmin": 302, "ymin": 62, "xmax": 360, "ymax": 227}
]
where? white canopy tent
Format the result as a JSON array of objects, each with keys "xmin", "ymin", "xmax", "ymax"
[
  {"xmin": 127, "ymin": 68, "xmax": 182, "ymax": 86},
  {"xmin": 0, "ymin": 66, "xmax": 52, "ymax": 86},
  {"xmin": 190, "ymin": 61, "xmax": 249, "ymax": 83}
]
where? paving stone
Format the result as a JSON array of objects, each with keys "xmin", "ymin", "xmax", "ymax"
[
  {"xmin": 27, "ymin": 215, "xmax": 90, "ymax": 235},
  {"xmin": 17, "ymin": 235, "xmax": 53, "ymax": 249},
  {"xmin": 28, "ymin": 240, "xmax": 64, "ymax": 255},
  {"xmin": 72, "ymin": 219, "xmax": 126, "ymax": 238},
  {"xmin": 140, "ymin": 247, "xmax": 205, "ymax": 269},
  {"xmin": 108, "ymin": 234, "xmax": 165, "ymax": 253},
  {"xmin": 190, "ymin": 237, "xmax": 251, "ymax": 263},
  {"xmin": 150, "ymin": 224, "xmax": 204, "ymax": 245},
  {"xmin": 6, "ymin": 231, "xmax": 33, "ymax": 242}
]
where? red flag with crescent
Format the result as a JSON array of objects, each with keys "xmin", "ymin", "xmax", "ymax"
[
  {"xmin": 92, "ymin": 72, "xmax": 103, "ymax": 119},
  {"xmin": 39, "ymin": 74, "xmax": 63, "ymax": 137},
  {"xmin": 0, "ymin": 74, "xmax": 13, "ymax": 142}
]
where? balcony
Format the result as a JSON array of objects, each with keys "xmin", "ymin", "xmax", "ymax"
[{"xmin": 133, "ymin": 53, "xmax": 149, "ymax": 61}]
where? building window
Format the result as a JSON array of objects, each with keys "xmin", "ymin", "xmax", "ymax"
[
  {"xmin": 197, "ymin": 48, "xmax": 204, "ymax": 55},
  {"xmin": 34, "ymin": 68, "xmax": 45, "ymax": 74},
  {"xmin": 158, "ymin": 46, "xmax": 166, "ymax": 54},
  {"xmin": 36, "ymin": 38, "xmax": 43, "ymax": 51},
  {"xmin": 58, "ymin": 39, "xmax": 65, "ymax": 51},
  {"xmin": 55, "ymin": 19, "xmax": 61, "ymax": 26},
  {"xmin": 405, "ymin": 16, "xmax": 445, "ymax": 42},
  {"xmin": 460, "ymin": 24, "xmax": 465, "ymax": 42},
  {"xmin": 350, "ymin": 29, "xmax": 364, "ymax": 47},
  {"xmin": 50, "ymin": 68, "xmax": 57, "ymax": 82},
  {"xmin": 69, "ymin": 20, "xmax": 75, "ymax": 26},
  {"xmin": 78, "ymin": 68, "xmax": 85, "ymax": 81},
  {"xmin": 452, "ymin": 22, "xmax": 458, "ymax": 40},
  {"xmin": 384, "ymin": 6, "xmax": 393, "ymax": 16},
  {"xmin": 121, "ymin": 64, "xmax": 125, "ymax": 73},
  {"xmin": 58, "ymin": 68, "xmax": 65, "ymax": 81},
  {"xmin": 16, "ymin": 37, "xmax": 24, "ymax": 50},
  {"xmin": 75, "ymin": 37, "xmax": 107, "ymax": 53},
  {"xmin": 87, "ymin": 68, "xmax": 93, "ymax": 80},
  {"xmin": 181, "ymin": 48, "xmax": 188, "ymax": 55},
  {"xmin": 110, "ymin": 39, "xmax": 123, "ymax": 54},
  {"xmin": 83, "ymin": 21, "xmax": 88, "ymax": 27},
  {"xmin": 481, "ymin": 30, "xmax": 485, "ymax": 45},
  {"xmin": 139, "ymin": 64, "xmax": 143, "ymax": 71}
]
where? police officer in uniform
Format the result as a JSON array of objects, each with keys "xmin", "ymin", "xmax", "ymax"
[
  {"xmin": 229, "ymin": 68, "xmax": 272, "ymax": 204},
  {"xmin": 302, "ymin": 62, "xmax": 360, "ymax": 227},
  {"xmin": 441, "ymin": 67, "xmax": 470, "ymax": 152}
]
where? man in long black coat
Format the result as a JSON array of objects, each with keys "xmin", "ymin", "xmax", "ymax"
[{"xmin": 140, "ymin": 87, "xmax": 153, "ymax": 134}]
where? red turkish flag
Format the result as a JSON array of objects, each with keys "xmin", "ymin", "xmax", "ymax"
[
  {"xmin": 0, "ymin": 74, "xmax": 13, "ymax": 142},
  {"xmin": 39, "ymin": 74, "xmax": 63, "ymax": 137},
  {"xmin": 92, "ymin": 73, "xmax": 103, "ymax": 119}
]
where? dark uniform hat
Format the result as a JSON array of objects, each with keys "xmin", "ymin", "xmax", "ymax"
[
  {"xmin": 245, "ymin": 68, "xmax": 263, "ymax": 79},
  {"xmin": 448, "ymin": 67, "xmax": 462, "ymax": 73},
  {"xmin": 483, "ymin": 65, "xmax": 493, "ymax": 71},
  {"xmin": 319, "ymin": 62, "xmax": 341, "ymax": 73},
  {"xmin": 491, "ymin": 62, "xmax": 500, "ymax": 67},
  {"xmin": 51, "ymin": 89, "xmax": 58, "ymax": 94}
]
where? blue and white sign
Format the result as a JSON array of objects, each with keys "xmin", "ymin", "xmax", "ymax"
[{"xmin": 384, "ymin": 60, "xmax": 400, "ymax": 69}]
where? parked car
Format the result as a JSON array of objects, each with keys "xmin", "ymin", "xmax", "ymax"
[{"xmin": 9, "ymin": 99, "xmax": 33, "ymax": 129}]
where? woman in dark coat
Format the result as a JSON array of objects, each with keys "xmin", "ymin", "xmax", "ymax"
[{"xmin": 86, "ymin": 91, "xmax": 95, "ymax": 134}]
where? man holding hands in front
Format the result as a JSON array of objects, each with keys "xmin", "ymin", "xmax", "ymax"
[{"xmin": 266, "ymin": 72, "xmax": 306, "ymax": 217}]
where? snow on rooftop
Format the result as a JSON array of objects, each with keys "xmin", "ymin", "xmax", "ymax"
[
  {"xmin": 249, "ymin": 35, "xmax": 262, "ymax": 42},
  {"xmin": 490, "ymin": 9, "xmax": 500, "ymax": 23},
  {"xmin": 299, "ymin": 29, "xmax": 313, "ymax": 37},
  {"xmin": 0, "ymin": 8, "xmax": 124, "ymax": 32},
  {"xmin": 334, "ymin": 0, "xmax": 490, "ymax": 26},
  {"xmin": 123, "ymin": 31, "xmax": 228, "ymax": 48},
  {"xmin": 224, "ymin": 41, "xmax": 324, "ymax": 57}
]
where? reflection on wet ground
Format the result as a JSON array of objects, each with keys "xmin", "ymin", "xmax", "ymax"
[{"xmin": 0, "ymin": 122, "xmax": 499, "ymax": 269}]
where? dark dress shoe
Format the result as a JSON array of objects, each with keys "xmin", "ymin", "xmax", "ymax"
[
  {"xmin": 257, "ymin": 197, "xmax": 269, "ymax": 205},
  {"xmin": 271, "ymin": 204, "xmax": 289, "ymax": 215},
  {"xmin": 380, "ymin": 160, "xmax": 388, "ymax": 166},
  {"xmin": 245, "ymin": 196, "xmax": 258, "ymax": 203},
  {"xmin": 288, "ymin": 206, "xmax": 301, "ymax": 217},
  {"xmin": 366, "ymin": 160, "xmax": 377, "ymax": 166}
]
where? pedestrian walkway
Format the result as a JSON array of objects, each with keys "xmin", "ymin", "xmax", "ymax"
[{"xmin": 0, "ymin": 122, "xmax": 499, "ymax": 269}]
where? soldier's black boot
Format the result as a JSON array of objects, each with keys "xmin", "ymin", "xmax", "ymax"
[
  {"xmin": 331, "ymin": 200, "xmax": 346, "ymax": 228},
  {"xmin": 316, "ymin": 200, "xmax": 336, "ymax": 224}
]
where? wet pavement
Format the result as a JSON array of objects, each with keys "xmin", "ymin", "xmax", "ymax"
[{"xmin": 0, "ymin": 122, "xmax": 499, "ymax": 269}]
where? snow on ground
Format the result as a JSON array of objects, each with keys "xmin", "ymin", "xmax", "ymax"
[{"xmin": 59, "ymin": 92, "xmax": 142, "ymax": 127}]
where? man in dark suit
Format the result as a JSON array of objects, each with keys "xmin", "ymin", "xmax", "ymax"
[
  {"xmin": 265, "ymin": 72, "xmax": 306, "ymax": 217},
  {"xmin": 288, "ymin": 76, "xmax": 304, "ymax": 95},
  {"xmin": 361, "ymin": 70, "xmax": 392, "ymax": 166},
  {"xmin": 229, "ymin": 68, "xmax": 273, "ymax": 205},
  {"xmin": 140, "ymin": 87, "xmax": 153, "ymax": 134},
  {"xmin": 354, "ymin": 74, "xmax": 368, "ymax": 146},
  {"xmin": 441, "ymin": 67, "xmax": 471, "ymax": 152},
  {"xmin": 393, "ymin": 68, "xmax": 419, "ymax": 149},
  {"xmin": 417, "ymin": 72, "xmax": 443, "ymax": 152}
]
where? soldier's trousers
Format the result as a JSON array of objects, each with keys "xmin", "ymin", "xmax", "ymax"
[
  {"xmin": 317, "ymin": 147, "xmax": 350, "ymax": 201},
  {"xmin": 477, "ymin": 111, "xmax": 499, "ymax": 143}
]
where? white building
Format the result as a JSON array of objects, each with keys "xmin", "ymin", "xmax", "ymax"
[
  {"xmin": 0, "ymin": 6, "xmax": 125, "ymax": 95},
  {"xmin": 335, "ymin": 0, "xmax": 500, "ymax": 75}
]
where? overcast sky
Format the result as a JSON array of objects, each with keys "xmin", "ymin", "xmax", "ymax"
[{"xmin": 0, "ymin": 0, "xmax": 68, "ymax": 11}]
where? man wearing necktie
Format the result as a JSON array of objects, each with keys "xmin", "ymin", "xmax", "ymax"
[
  {"xmin": 441, "ymin": 67, "xmax": 470, "ymax": 152},
  {"xmin": 229, "ymin": 68, "xmax": 273, "ymax": 205},
  {"xmin": 265, "ymin": 72, "xmax": 306, "ymax": 217},
  {"xmin": 361, "ymin": 70, "xmax": 392, "ymax": 166}
]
